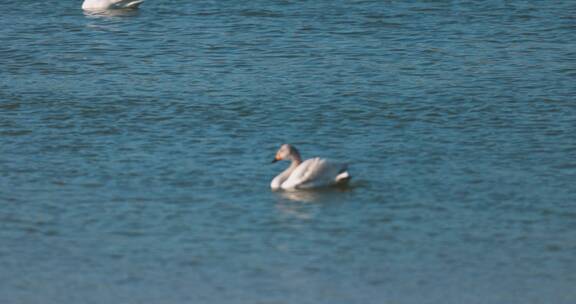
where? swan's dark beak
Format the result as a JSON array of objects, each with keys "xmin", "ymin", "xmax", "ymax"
[{"xmin": 271, "ymin": 158, "xmax": 278, "ymax": 163}]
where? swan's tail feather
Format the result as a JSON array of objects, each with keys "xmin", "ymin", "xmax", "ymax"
[
  {"xmin": 114, "ymin": 0, "xmax": 144, "ymax": 9},
  {"xmin": 335, "ymin": 170, "xmax": 351, "ymax": 184},
  {"xmin": 126, "ymin": 0, "xmax": 144, "ymax": 8}
]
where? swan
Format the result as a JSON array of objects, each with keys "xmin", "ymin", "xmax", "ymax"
[
  {"xmin": 82, "ymin": 0, "xmax": 144, "ymax": 10},
  {"xmin": 271, "ymin": 144, "xmax": 351, "ymax": 191}
]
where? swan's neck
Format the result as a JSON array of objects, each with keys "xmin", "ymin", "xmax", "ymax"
[
  {"xmin": 289, "ymin": 149, "xmax": 302, "ymax": 165},
  {"xmin": 283, "ymin": 151, "xmax": 302, "ymax": 179},
  {"xmin": 271, "ymin": 158, "xmax": 301, "ymax": 190},
  {"xmin": 280, "ymin": 160, "xmax": 300, "ymax": 181},
  {"xmin": 287, "ymin": 158, "xmax": 301, "ymax": 171}
]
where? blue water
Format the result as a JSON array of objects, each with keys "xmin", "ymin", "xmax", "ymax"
[{"xmin": 1, "ymin": 1, "xmax": 575, "ymax": 303}]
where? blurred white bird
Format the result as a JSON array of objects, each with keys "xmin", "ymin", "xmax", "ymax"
[
  {"xmin": 271, "ymin": 144, "xmax": 351, "ymax": 191},
  {"xmin": 82, "ymin": 0, "xmax": 144, "ymax": 10}
]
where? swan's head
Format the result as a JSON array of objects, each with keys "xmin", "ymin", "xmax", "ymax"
[{"xmin": 272, "ymin": 144, "xmax": 301, "ymax": 163}]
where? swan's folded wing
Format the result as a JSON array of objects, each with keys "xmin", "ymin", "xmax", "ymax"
[{"xmin": 283, "ymin": 158, "xmax": 346, "ymax": 190}]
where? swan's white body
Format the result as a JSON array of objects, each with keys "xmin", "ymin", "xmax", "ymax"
[
  {"xmin": 82, "ymin": 0, "xmax": 144, "ymax": 10},
  {"xmin": 271, "ymin": 144, "xmax": 350, "ymax": 191}
]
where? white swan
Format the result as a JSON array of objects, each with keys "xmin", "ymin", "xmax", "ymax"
[
  {"xmin": 271, "ymin": 144, "xmax": 351, "ymax": 191},
  {"xmin": 82, "ymin": 0, "xmax": 144, "ymax": 10}
]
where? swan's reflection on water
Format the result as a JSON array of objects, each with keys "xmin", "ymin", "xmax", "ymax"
[
  {"xmin": 275, "ymin": 201, "xmax": 314, "ymax": 220},
  {"xmin": 275, "ymin": 190, "xmax": 324, "ymax": 203},
  {"xmin": 274, "ymin": 187, "xmax": 353, "ymax": 219},
  {"xmin": 274, "ymin": 185, "xmax": 352, "ymax": 203}
]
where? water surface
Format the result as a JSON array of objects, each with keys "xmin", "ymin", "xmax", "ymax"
[{"xmin": 1, "ymin": 1, "xmax": 575, "ymax": 303}]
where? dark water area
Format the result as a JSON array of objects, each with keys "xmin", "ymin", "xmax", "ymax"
[{"xmin": 1, "ymin": 1, "xmax": 575, "ymax": 303}]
